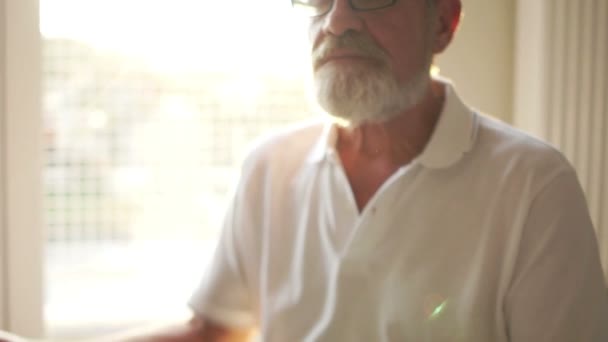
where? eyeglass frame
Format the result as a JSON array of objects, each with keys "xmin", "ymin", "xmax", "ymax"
[{"xmin": 291, "ymin": 0, "xmax": 399, "ymax": 17}]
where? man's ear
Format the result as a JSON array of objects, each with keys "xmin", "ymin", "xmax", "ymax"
[{"xmin": 432, "ymin": 0, "xmax": 462, "ymax": 54}]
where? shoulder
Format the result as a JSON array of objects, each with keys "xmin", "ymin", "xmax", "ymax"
[
  {"xmin": 462, "ymin": 113, "xmax": 581, "ymax": 200},
  {"xmin": 473, "ymin": 113, "xmax": 574, "ymax": 179},
  {"xmin": 239, "ymin": 118, "xmax": 326, "ymax": 179}
]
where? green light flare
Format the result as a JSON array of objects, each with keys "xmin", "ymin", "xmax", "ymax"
[{"xmin": 429, "ymin": 300, "xmax": 447, "ymax": 320}]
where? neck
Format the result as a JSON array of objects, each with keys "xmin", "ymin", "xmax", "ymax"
[{"xmin": 337, "ymin": 79, "xmax": 445, "ymax": 165}]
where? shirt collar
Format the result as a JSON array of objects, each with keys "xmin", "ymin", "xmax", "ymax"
[
  {"xmin": 306, "ymin": 118, "xmax": 337, "ymax": 163},
  {"xmin": 415, "ymin": 79, "xmax": 477, "ymax": 169},
  {"xmin": 306, "ymin": 78, "xmax": 478, "ymax": 169}
]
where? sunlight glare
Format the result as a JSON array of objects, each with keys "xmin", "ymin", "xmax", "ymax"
[{"xmin": 40, "ymin": 0, "xmax": 310, "ymax": 74}]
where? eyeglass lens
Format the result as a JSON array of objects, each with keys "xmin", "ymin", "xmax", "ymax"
[{"xmin": 292, "ymin": 0, "xmax": 396, "ymax": 16}]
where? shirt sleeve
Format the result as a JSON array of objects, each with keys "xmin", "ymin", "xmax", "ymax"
[
  {"xmin": 505, "ymin": 169, "xmax": 608, "ymax": 341},
  {"xmin": 188, "ymin": 190, "xmax": 257, "ymax": 329}
]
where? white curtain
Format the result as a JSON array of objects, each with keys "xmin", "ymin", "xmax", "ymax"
[{"xmin": 515, "ymin": 0, "xmax": 608, "ymax": 282}]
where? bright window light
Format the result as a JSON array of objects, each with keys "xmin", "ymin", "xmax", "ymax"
[{"xmin": 40, "ymin": 0, "xmax": 314, "ymax": 338}]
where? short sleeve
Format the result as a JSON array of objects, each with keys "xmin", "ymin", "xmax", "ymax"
[
  {"xmin": 188, "ymin": 191, "xmax": 256, "ymax": 329},
  {"xmin": 505, "ymin": 169, "xmax": 608, "ymax": 341}
]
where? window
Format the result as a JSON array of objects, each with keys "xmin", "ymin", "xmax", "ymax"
[{"xmin": 40, "ymin": 0, "xmax": 315, "ymax": 338}]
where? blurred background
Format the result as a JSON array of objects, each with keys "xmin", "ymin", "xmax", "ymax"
[
  {"xmin": 40, "ymin": 0, "xmax": 313, "ymax": 338},
  {"xmin": 1, "ymin": 0, "xmax": 606, "ymax": 339}
]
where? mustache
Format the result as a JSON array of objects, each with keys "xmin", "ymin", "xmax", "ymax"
[{"xmin": 312, "ymin": 32, "xmax": 389, "ymax": 69}]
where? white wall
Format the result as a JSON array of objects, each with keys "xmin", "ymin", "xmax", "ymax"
[
  {"xmin": 437, "ymin": 0, "xmax": 516, "ymax": 123},
  {"xmin": 512, "ymin": 0, "xmax": 547, "ymax": 137}
]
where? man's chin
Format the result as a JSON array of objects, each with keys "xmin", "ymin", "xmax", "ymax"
[{"xmin": 313, "ymin": 68, "xmax": 430, "ymax": 126}]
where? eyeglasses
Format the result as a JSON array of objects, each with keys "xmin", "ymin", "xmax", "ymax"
[{"xmin": 291, "ymin": 0, "xmax": 398, "ymax": 17}]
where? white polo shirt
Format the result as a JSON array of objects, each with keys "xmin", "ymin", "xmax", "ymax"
[{"xmin": 189, "ymin": 80, "xmax": 608, "ymax": 341}]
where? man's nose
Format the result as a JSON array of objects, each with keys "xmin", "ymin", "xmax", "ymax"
[{"xmin": 321, "ymin": 0, "xmax": 364, "ymax": 36}]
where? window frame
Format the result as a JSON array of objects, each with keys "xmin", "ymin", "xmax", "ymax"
[{"xmin": 0, "ymin": 0, "xmax": 44, "ymax": 337}]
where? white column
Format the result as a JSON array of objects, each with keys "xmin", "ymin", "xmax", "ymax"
[
  {"xmin": 514, "ymin": 0, "xmax": 608, "ymax": 282},
  {"xmin": 1, "ymin": 0, "xmax": 44, "ymax": 337},
  {"xmin": 0, "ymin": 0, "xmax": 7, "ymax": 329}
]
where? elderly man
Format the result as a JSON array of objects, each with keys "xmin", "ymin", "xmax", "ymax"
[
  {"xmin": 129, "ymin": 0, "xmax": 608, "ymax": 341},
  {"xmin": 133, "ymin": 0, "xmax": 607, "ymax": 340},
  {"xmin": 5, "ymin": 0, "xmax": 605, "ymax": 341}
]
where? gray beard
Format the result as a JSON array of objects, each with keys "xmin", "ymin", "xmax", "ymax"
[{"xmin": 314, "ymin": 64, "xmax": 431, "ymax": 126}]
